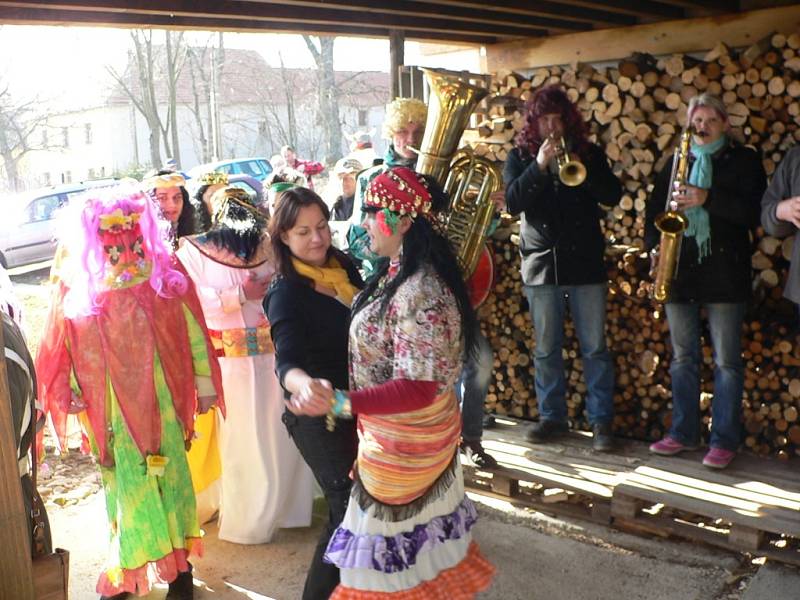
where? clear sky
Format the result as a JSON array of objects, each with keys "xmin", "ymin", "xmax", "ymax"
[{"xmin": 0, "ymin": 24, "xmax": 439, "ymax": 110}]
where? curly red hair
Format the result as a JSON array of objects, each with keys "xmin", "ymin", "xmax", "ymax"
[{"xmin": 516, "ymin": 84, "xmax": 590, "ymax": 159}]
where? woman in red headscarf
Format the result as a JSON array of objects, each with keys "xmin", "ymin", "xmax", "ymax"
[{"xmin": 286, "ymin": 167, "xmax": 495, "ymax": 599}]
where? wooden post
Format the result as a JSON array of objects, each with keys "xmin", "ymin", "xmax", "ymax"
[
  {"xmin": 390, "ymin": 29, "xmax": 405, "ymax": 99},
  {"xmin": 0, "ymin": 321, "xmax": 36, "ymax": 598}
]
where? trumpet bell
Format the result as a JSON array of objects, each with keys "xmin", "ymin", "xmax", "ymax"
[{"xmin": 559, "ymin": 160, "xmax": 587, "ymax": 187}]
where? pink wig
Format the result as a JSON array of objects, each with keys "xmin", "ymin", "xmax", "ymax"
[
  {"xmin": 62, "ymin": 185, "xmax": 187, "ymax": 317},
  {"xmin": 515, "ymin": 84, "xmax": 590, "ymax": 160}
]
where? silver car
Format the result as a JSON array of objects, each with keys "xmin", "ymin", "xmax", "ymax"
[{"xmin": 0, "ymin": 180, "xmax": 118, "ymax": 268}]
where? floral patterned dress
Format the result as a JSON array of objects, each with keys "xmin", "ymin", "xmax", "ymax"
[{"xmin": 324, "ymin": 265, "xmax": 494, "ymax": 599}]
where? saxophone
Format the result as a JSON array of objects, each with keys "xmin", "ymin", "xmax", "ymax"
[
  {"xmin": 651, "ymin": 128, "xmax": 692, "ymax": 302},
  {"xmin": 414, "ymin": 68, "xmax": 501, "ymax": 277}
]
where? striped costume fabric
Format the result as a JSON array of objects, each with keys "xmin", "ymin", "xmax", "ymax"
[{"xmin": 326, "ymin": 266, "xmax": 494, "ymax": 598}]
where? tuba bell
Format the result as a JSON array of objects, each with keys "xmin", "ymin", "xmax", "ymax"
[
  {"xmin": 651, "ymin": 127, "xmax": 692, "ymax": 303},
  {"xmin": 414, "ymin": 68, "xmax": 501, "ymax": 279}
]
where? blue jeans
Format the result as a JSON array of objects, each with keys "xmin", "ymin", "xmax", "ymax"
[
  {"xmin": 665, "ymin": 302, "xmax": 746, "ymax": 451},
  {"xmin": 456, "ymin": 329, "xmax": 493, "ymax": 442},
  {"xmin": 524, "ymin": 283, "xmax": 615, "ymax": 425}
]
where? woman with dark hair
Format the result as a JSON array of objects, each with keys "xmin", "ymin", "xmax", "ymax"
[
  {"xmin": 191, "ymin": 171, "xmax": 228, "ymax": 232},
  {"xmin": 503, "ymin": 84, "xmax": 622, "ymax": 451},
  {"xmin": 145, "ymin": 170, "xmax": 200, "ymax": 242},
  {"xmin": 263, "ymin": 187, "xmax": 362, "ymax": 600},
  {"xmin": 286, "ymin": 167, "xmax": 495, "ymax": 599},
  {"xmin": 176, "ymin": 187, "xmax": 313, "ymax": 543}
]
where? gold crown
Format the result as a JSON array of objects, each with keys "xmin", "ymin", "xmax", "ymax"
[{"xmin": 199, "ymin": 171, "xmax": 229, "ymax": 186}]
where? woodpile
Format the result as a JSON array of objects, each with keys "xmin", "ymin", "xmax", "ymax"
[{"xmin": 471, "ymin": 31, "xmax": 800, "ymax": 459}]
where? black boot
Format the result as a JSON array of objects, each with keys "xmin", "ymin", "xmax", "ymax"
[
  {"xmin": 525, "ymin": 420, "xmax": 568, "ymax": 444},
  {"xmin": 166, "ymin": 568, "xmax": 194, "ymax": 600},
  {"xmin": 461, "ymin": 439, "xmax": 498, "ymax": 469},
  {"xmin": 592, "ymin": 422, "xmax": 614, "ymax": 452}
]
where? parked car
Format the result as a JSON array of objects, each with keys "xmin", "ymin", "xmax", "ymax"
[
  {"xmin": 187, "ymin": 157, "xmax": 273, "ymax": 182},
  {"xmin": 0, "ymin": 179, "xmax": 118, "ymax": 268}
]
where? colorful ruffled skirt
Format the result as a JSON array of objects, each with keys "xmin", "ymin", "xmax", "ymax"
[{"xmin": 324, "ymin": 408, "xmax": 495, "ymax": 599}]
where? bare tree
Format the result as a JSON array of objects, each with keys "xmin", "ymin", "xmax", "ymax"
[
  {"xmin": 0, "ymin": 84, "xmax": 48, "ymax": 192},
  {"xmin": 302, "ymin": 35, "xmax": 342, "ymax": 164},
  {"xmin": 186, "ymin": 32, "xmax": 225, "ymax": 164},
  {"xmin": 106, "ymin": 30, "xmax": 186, "ymax": 169},
  {"xmin": 164, "ymin": 30, "xmax": 187, "ymax": 168}
]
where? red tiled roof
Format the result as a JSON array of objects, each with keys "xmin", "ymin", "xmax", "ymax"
[{"xmin": 106, "ymin": 47, "xmax": 389, "ymax": 109}]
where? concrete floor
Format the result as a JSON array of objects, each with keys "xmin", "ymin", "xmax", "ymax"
[{"xmin": 48, "ymin": 486, "xmax": 784, "ymax": 600}]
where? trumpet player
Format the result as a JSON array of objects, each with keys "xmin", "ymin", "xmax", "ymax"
[
  {"xmin": 503, "ymin": 85, "xmax": 621, "ymax": 452},
  {"xmin": 646, "ymin": 94, "xmax": 765, "ymax": 469}
]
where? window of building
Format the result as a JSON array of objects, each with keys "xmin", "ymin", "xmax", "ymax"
[
  {"xmin": 63, "ymin": 171, "xmax": 72, "ymax": 183},
  {"xmin": 358, "ymin": 109, "xmax": 368, "ymax": 127},
  {"xmin": 42, "ymin": 172, "xmax": 51, "ymax": 186},
  {"xmin": 88, "ymin": 168, "xmax": 96, "ymax": 179},
  {"xmin": 41, "ymin": 129, "xmax": 48, "ymax": 147},
  {"xmin": 85, "ymin": 123, "xmax": 92, "ymax": 145},
  {"xmin": 62, "ymin": 127, "xmax": 69, "ymax": 148},
  {"xmin": 258, "ymin": 120, "xmax": 268, "ymax": 136}
]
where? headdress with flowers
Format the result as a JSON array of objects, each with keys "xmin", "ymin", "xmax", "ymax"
[
  {"xmin": 144, "ymin": 172, "xmax": 186, "ymax": 190},
  {"xmin": 364, "ymin": 167, "xmax": 432, "ymax": 236},
  {"xmin": 210, "ymin": 186, "xmax": 266, "ymax": 230},
  {"xmin": 60, "ymin": 186, "xmax": 187, "ymax": 317}
]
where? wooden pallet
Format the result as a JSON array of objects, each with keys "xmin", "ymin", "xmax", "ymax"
[
  {"xmin": 610, "ymin": 456, "xmax": 800, "ymax": 565},
  {"xmin": 466, "ymin": 418, "xmax": 800, "ymax": 565}
]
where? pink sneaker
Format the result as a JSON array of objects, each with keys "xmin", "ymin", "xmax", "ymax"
[
  {"xmin": 649, "ymin": 436, "xmax": 697, "ymax": 456},
  {"xmin": 702, "ymin": 447, "xmax": 736, "ymax": 469}
]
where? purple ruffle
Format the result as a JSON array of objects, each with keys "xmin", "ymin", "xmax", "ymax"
[{"xmin": 324, "ymin": 497, "xmax": 478, "ymax": 573}]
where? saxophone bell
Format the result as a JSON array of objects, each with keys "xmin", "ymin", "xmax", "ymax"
[{"xmin": 651, "ymin": 128, "xmax": 693, "ymax": 303}]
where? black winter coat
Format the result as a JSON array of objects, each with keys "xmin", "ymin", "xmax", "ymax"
[
  {"xmin": 503, "ymin": 143, "xmax": 622, "ymax": 286},
  {"xmin": 644, "ymin": 141, "xmax": 766, "ymax": 304}
]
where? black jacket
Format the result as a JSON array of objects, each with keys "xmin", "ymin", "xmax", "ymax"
[
  {"xmin": 264, "ymin": 257, "xmax": 363, "ymax": 394},
  {"xmin": 503, "ymin": 143, "xmax": 622, "ymax": 286},
  {"xmin": 645, "ymin": 141, "xmax": 766, "ymax": 304}
]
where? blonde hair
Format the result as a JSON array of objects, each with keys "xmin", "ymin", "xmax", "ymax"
[{"xmin": 382, "ymin": 98, "xmax": 427, "ymax": 139}]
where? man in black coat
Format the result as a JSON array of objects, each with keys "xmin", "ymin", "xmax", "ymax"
[
  {"xmin": 646, "ymin": 94, "xmax": 766, "ymax": 469},
  {"xmin": 503, "ymin": 85, "xmax": 621, "ymax": 451}
]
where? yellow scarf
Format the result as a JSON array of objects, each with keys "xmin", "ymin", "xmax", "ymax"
[{"xmin": 292, "ymin": 256, "xmax": 358, "ymax": 307}]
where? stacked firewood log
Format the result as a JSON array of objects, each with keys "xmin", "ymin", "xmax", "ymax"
[{"xmin": 471, "ymin": 32, "xmax": 800, "ymax": 459}]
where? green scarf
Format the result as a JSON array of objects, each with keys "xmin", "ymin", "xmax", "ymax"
[
  {"xmin": 684, "ymin": 134, "xmax": 727, "ymax": 263},
  {"xmin": 383, "ymin": 144, "xmax": 416, "ymax": 169}
]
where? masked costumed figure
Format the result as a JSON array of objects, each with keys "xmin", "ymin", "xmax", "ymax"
[
  {"xmin": 177, "ymin": 187, "xmax": 313, "ymax": 544},
  {"xmin": 36, "ymin": 187, "xmax": 224, "ymax": 599}
]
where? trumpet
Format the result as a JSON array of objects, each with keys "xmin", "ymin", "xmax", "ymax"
[{"xmin": 552, "ymin": 135, "xmax": 586, "ymax": 187}]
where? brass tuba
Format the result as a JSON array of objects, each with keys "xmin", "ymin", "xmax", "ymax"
[
  {"xmin": 414, "ymin": 68, "xmax": 501, "ymax": 277},
  {"xmin": 553, "ymin": 135, "xmax": 587, "ymax": 187},
  {"xmin": 651, "ymin": 128, "xmax": 692, "ymax": 303}
]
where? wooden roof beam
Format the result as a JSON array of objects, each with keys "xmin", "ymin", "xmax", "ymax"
[
  {"xmin": 652, "ymin": 0, "xmax": 736, "ymax": 11},
  {"xmin": 0, "ymin": 6, "xmax": 503, "ymax": 44},
  {"xmin": 249, "ymin": 0, "xmax": 621, "ymax": 29},
  {"xmin": 0, "ymin": 1, "xmax": 552, "ymax": 37},
  {"xmin": 407, "ymin": 0, "xmax": 638, "ymax": 26},
  {"xmin": 518, "ymin": 0, "xmax": 685, "ymax": 20}
]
